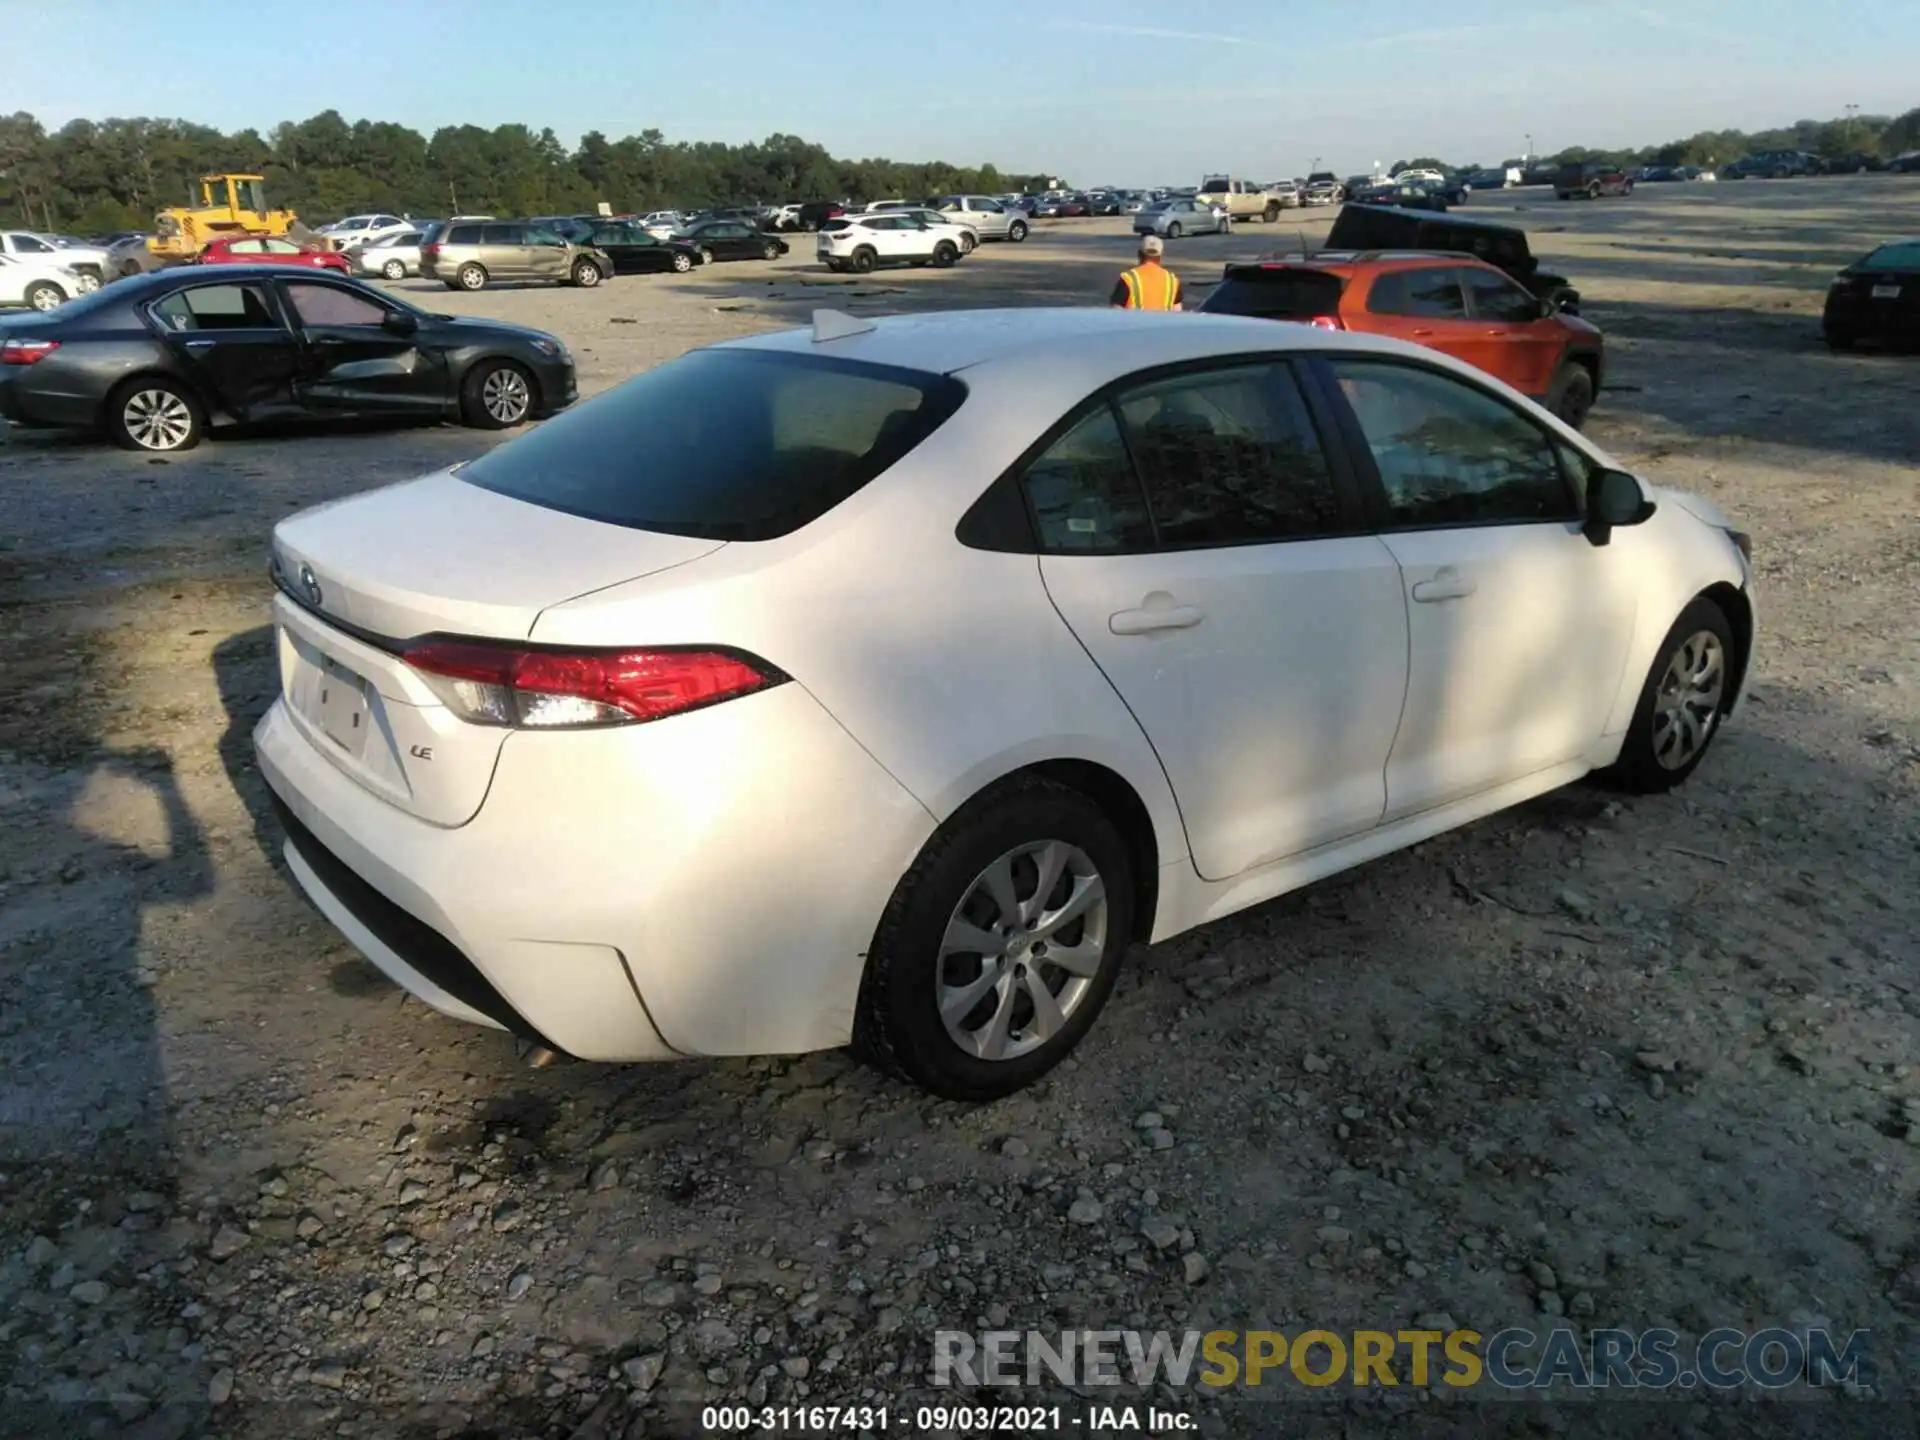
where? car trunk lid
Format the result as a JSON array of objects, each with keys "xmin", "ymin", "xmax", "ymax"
[{"xmin": 270, "ymin": 471, "xmax": 725, "ymax": 825}]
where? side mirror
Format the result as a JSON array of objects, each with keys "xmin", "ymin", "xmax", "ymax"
[
  {"xmin": 1584, "ymin": 468, "xmax": 1653, "ymax": 546},
  {"xmin": 382, "ymin": 310, "xmax": 419, "ymax": 336}
]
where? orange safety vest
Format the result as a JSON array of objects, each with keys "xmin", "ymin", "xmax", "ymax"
[{"xmin": 1119, "ymin": 262, "xmax": 1181, "ymax": 310}]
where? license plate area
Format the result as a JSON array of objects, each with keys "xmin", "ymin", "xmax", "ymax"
[
  {"xmin": 1872, "ymin": 284, "xmax": 1902, "ymax": 299},
  {"xmin": 311, "ymin": 655, "xmax": 371, "ymax": 758}
]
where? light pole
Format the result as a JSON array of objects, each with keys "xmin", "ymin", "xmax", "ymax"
[{"xmin": 1525, "ymin": 133, "xmax": 1534, "ymax": 162}]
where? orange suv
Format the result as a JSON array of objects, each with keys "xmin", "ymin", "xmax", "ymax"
[{"xmin": 1197, "ymin": 252, "xmax": 1605, "ymax": 428}]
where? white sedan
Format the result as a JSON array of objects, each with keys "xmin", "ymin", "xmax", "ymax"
[
  {"xmin": 255, "ymin": 309, "xmax": 1754, "ymax": 1099},
  {"xmin": 0, "ymin": 252, "xmax": 87, "ymax": 311},
  {"xmin": 351, "ymin": 228, "xmax": 427, "ymax": 280}
]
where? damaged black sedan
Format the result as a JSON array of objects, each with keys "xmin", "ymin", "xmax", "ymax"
[{"xmin": 0, "ymin": 266, "xmax": 576, "ymax": 453}]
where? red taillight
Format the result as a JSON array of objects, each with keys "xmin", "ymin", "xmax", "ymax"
[
  {"xmin": 401, "ymin": 639, "xmax": 785, "ymax": 729},
  {"xmin": 1308, "ymin": 314, "xmax": 1344, "ymax": 330},
  {"xmin": 421, "ymin": 243, "xmax": 442, "ymax": 258},
  {"xmin": 0, "ymin": 339, "xmax": 59, "ymax": 365}
]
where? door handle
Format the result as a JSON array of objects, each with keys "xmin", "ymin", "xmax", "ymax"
[
  {"xmin": 1410, "ymin": 568, "xmax": 1476, "ymax": 603},
  {"xmin": 184, "ymin": 339, "xmax": 215, "ymax": 350},
  {"xmin": 1410, "ymin": 328, "xmax": 1434, "ymax": 338},
  {"xmin": 1110, "ymin": 602, "xmax": 1205, "ymax": 635}
]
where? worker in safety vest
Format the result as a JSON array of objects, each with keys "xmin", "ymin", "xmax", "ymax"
[{"xmin": 1109, "ymin": 233, "xmax": 1183, "ymax": 310}]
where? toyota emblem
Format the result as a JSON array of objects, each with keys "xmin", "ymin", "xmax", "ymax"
[{"xmin": 299, "ymin": 564, "xmax": 323, "ymax": 608}]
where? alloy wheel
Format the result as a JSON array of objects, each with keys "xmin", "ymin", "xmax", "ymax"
[
  {"xmin": 673, "ymin": 252, "xmax": 692, "ymax": 272},
  {"xmin": 383, "ymin": 260, "xmax": 406, "ymax": 280},
  {"xmin": 1651, "ymin": 631, "xmax": 1725, "ymax": 769},
  {"xmin": 29, "ymin": 286, "xmax": 64, "ymax": 311},
  {"xmin": 74, "ymin": 273, "xmax": 102, "ymax": 294},
  {"xmin": 937, "ymin": 840, "xmax": 1108, "ymax": 1062},
  {"xmin": 123, "ymin": 389, "xmax": 194, "ymax": 450},
  {"xmin": 481, "ymin": 367, "xmax": 531, "ymax": 425}
]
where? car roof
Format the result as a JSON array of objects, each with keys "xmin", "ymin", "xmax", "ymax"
[{"xmin": 719, "ymin": 306, "xmax": 1423, "ymax": 380}]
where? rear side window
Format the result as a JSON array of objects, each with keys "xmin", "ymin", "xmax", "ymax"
[
  {"xmin": 151, "ymin": 284, "xmax": 278, "ymax": 332},
  {"xmin": 1367, "ymin": 268, "xmax": 1467, "ymax": 318},
  {"xmin": 1200, "ymin": 270, "xmax": 1345, "ymax": 321},
  {"xmin": 1023, "ymin": 408, "xmax": 1154, "ymax": 553},
  {"xmin": 446, "ymin": 225, "xmax": 480, "ymax": 244},
  {"xmin": 481, "ymin": 224, "xmax": 522, "ymax": 244},
  {"xmin": 1115, "ymin": 364, "xmax": 1345, "ymax": 547},
  {"xmin": 459, "ymin": 350, "xmax": 967, "ymax": 541}
]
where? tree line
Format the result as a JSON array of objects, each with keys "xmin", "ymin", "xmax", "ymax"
[
  {"xmin": 0, "ymin": 109, "xmax": 1051, "ymax": 235},
  {"xmin": 2, "ymin": 104, "xmax": 1915, "ymax": 236},
  {"xmin": 1398, "ymin": 106, "xmax": 1920, "ymax": 176}
]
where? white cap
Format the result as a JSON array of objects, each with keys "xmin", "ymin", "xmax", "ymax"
[{"xmin": 1138, "ymin": 234, "xmax": 1165, "ymax": 256}]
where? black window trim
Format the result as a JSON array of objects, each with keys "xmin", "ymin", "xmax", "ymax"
[
  {"xmin": 959, "ymin": 353, "xmax": 1375, "ymax": 558},
  {"xmin": 142, "ymin": 277, "xmax": 293, "ymax": 339},
  {"xmin": 1458, "ymin": 265, "xmax": 1541, "ymax": 323},
  {"xmin": 1302, "ymin": 352, "xmax": 1586, "ymax": 534}
]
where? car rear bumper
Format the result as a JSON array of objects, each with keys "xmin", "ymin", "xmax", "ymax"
[
  {"xmin": 0, "ymin": 363, "xmax": 102, "ymax": 430},
  {"xmin": 254, "ymin": 674, "xmax": 934, "ymax": 1062}
]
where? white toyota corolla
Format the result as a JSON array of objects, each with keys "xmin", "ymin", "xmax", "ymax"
[{"xmin": 255, "ymin": 307, "xmax": 1754, "ymax": 1099}]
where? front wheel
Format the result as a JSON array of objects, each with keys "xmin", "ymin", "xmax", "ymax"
[
  {"xmin": 460, "ymin": 360, "xmax": 535, "ymax": 430},
  {"xmin": 1547, "ymin": 363, "xmax": 1595, "ymax": 429},
  {"xmin": 931, "ymin": 241, "xmax": 959, "ymax": 267},
  {"xmin": 854, "ymin": 776, "xmax": 1135, "ymax": 1101},
  {"xmin": 108, "ymin": 378, "xmax": 204, "ymax": 453},
  {"xmin": 696, "ymin": 247, "xmax": 714, "ymax": 266},
  {"xmin": 24, "ymin": 280, "xmax": 66, "ymax": 312},
  {"xmin": 1600, "ymin": 597, "xmax": 1736, "ymax": 793},
  {"xmin": 571, "ymin": 259, "xmax": 603, "ymax": 288},
  {"xmin": 957, "ymin": 233, "xmax": 975, "ymax": 255},
  {"xmin": 1587, "ymin": 182, "xmax": 1602, "ymax": 199},
  {"xmin": 382, "ymin": 259, "xmax": 406, "ymax": 280},
  {"xmin": 1263, "ymin": 202, "xmax": 1280, "ymax": 222},
  {"xmin": 761, "ymin": 242, "xmax": 781, "ymax": 260},
  {"xmin": 73, "ymin": 272, "xmax": 102, "ymax": 295}
]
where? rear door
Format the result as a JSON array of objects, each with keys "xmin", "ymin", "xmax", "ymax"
[
  {"xmin": 280, "ymin": 279, "xmax": 448, "ymax": 416},
  {"xmin": 1359, "ymin": 266, "xmax": 1486, "ymax": 368},
  {"xmin": 1032, "ymin": 359, "xmax": 1410, "ymax": 880},
  {"xmin": 146, "ymin": 281, "xmax": 302, "ymax": 421},
  {"xmin": 481, "ymin": 223, "xmax": 529, "ymax": 278}
]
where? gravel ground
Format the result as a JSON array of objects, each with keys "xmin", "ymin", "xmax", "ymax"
[{"xmin": 2, "ymin": 178, "xmax": 1917, "ymax": 1439}]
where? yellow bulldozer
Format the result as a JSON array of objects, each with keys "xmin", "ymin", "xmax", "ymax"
[{"xmin": 118, "ymin": 174, "xmax": 318, "ymax": 275}]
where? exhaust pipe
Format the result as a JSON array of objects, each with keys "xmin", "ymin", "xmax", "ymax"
[{"xmin": 518, "ymin": 1042, "xmax": 563, "ymax": 1069}]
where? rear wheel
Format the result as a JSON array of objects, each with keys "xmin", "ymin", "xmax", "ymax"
[
  {"xmin": 456, "ymin": 262, "xmax": 488, "ymax": 291},
  {"xmin": 672, "ymin": 250, "xmax": 693, "ymax": 272},
  {"xmin": 854, "ymin": 777, "xmax": 1135, "ymax": 1101},
  {"xmin": 460, "ymin": 360, "xmax": 535, "ymax": 430},
  {"xmin": 851, "ymin": 247, "xmax": 877, "ymax": 274},
  {"xmin": 1600, "ymin": 597, "xmax": 1736, "ymax": 793},
  {"xmin": 571, "ymin": 259, "xmax": 603, "ymax": 288},
  {"xmin": 1166, "ymin": 222, "xmax": 1182, "ymax": 239},
  {"xmin": 1008, "ymin": 220, "xmax": 1028, "ymax": 242},
  {"xmin": 382, "ymin": 259, "xmax": 406, "ymax": 280},
  {"xmin": 108, "ymin": 377, "xmax": 203, "ymax": 453},
  {"xmin": 1547, "ymin": 363, "xmax": 1595, "ymax": 429},
  {"xmin": 24, "ymin": 280, "xmax": 66, "ymax": 312}
]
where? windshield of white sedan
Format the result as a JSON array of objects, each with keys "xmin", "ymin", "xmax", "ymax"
[{"xmin": 458, "ymin": 349, "xmax": 966, "ymax": 540}]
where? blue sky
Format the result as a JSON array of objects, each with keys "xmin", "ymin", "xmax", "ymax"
[{"xmin": 12, "ymin": 0, "xmax": 1914, "ymax": 181}]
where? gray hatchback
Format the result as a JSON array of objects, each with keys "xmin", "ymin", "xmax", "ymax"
[{"xmin": 419, "ymin": 220, "xmax": 614, "ymax": 292}]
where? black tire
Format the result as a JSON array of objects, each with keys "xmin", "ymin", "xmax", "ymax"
[
  {"xmin": 571, "ymin": 259, "xmax": 603, "ymax": 288},
  {"xmin": 1599, "ymin": 597, "xmax": 1737, "ymax": 794},
  {"xmin": 106, "ymin": 376, "xmax": 204, "ymax": 453},
  {"xmin": 459, "ymin": 360, "xmax": 536, "ymax": 430},
  {"xmin": 853, "ymin": 776, "xmax": 1135, "ymax": 1101},
  {"xmin": 761, "ymin": 241, "xmax": 781, "ymax": 260},
  {"xmin": 23, "ymin": 280, "xmax": 67, "ymax": 313},
  {"xmin": 1824, "ymin": 328, "xmax": 1856, "ymax": 351},
  {"xmin": 1586, "ymin": 182, "xmax": 1602, "ymax": 199},
  {"xmin": 1547, "ymin": 363, "xmax": 1596, "ymax": 429},
  {"xmin": 1263, "ymin": 202, "xmax": 1281, "ymax": 222},
  {"xmin": 1008, "ymin": 220, "xmax": 1028, "ymax": 242},
  {"xmin": 456, "ymin": 262, "xmax": 487, "ymax": 291},
  {"xmin": 825, "ymin": 259, "xmax": 847, "ymax": 273},
  {"xmin": 851, "ymin": 247, "xmax": 877, "ymax": 274},
  {"xmin": 1166, "ymin": 222, "xmax": 1182, "ymax": 239},
  {"xmin": 382, "ymin": 259, "xmax": 406, "ymax": 280},
  {"xmin": 931, "ymin": 241, "xmax": 958, "ymax": 268},
  {"xmin": 672, "ymin": 251, "xmax": 693, "ymax": 273}
]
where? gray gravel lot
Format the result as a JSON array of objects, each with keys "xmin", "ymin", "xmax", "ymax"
[{"xmin": 1, "ymin": 178, "xmax": 1917, "ymax": 1439}]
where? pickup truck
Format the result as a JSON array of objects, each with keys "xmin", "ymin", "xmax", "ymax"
[{"xmin": 1195, "ymin": 176, "xmax": 1289, "ymax": 223}]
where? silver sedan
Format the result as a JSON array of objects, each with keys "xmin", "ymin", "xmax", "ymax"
[{"xmin": 1132, "ymin": 198, "xmax": 1229, "ymax": 239}]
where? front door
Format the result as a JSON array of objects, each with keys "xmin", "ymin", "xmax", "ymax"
[
  {"xmin": 1318, "ymin": 356, "xmax": 1640, "ymax": 819},
  {"xmin": 1031, "ymin": 360, "xmax": 1409, "ymax": 881},
  {"xmin": 279, "ymin": 280, "xmax": 446, "ymax": 415},
  {"xmin": 523, "ymin": 225, "xmax": 571, "ymax": 280},
  {"xmin": 148, "ymin": 281, "xmax": 301, "ymax": 421},
  {"xmin": 1457, "ymin": 266, "xmax": 1566, "ymax": 399}
]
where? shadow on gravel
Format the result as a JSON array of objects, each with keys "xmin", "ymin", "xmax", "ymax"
[{"xmin": 212, "ymin": 624, "xmax": 284, "ymax": 877}]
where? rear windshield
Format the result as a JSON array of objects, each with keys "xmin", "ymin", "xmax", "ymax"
[
  {"xmin": 1861, "ymin": 241, "xmax": 1920, "ymax": 271},
  {"xmin": 458, "ymin": 349, "xmax": 968, "ymax": 542},
  {"xmin": 1199, "ymin": 270, "xmax": 1346, "ymax": 319}
]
